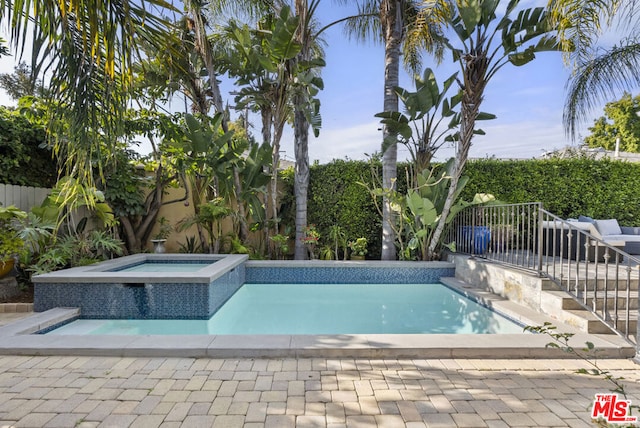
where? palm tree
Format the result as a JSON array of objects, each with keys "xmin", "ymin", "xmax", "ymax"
[
  {"xmin": 427, "ymin": 0, "xmax": 560, "ymax": 258},
  {"xmin": 547, "ymin": 0, "xmax": 640, "ymax": 140},
  {"xmin": 341, "ymin": 0, "xmax": 450, "ymax": 260},
  {"xmin": 0, "ymin": 0, "xmax": 177, "ymax": 189},
  {"xmin": 291, "ymin": 0, "xmax": 326, "ymax": 259}
]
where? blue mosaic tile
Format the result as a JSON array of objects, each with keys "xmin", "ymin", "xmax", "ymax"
[
  {"xmin": 245, "ymin": 266, "xmax": 455, "ymax": 284},
  {"xmin": 34, "ymin": 263, "xmax": 246, "ymax": 320},
  {"xmin": 207, "ymin": 265, "xmax": 245, "ymax": 316}
]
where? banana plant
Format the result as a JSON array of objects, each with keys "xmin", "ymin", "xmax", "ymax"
[
  {"xmin": 395, "ymin": 159, "xmax": 496, "ymax": 261},
  {"xmin": 376, "ymin": 67, "xmax": 495, "ymax": 186},
  {"xmin": 429, "ymin": 0, "xmax": 561, "ymax": 258},
  {"xmin": 166, "ymin": 112, "xmax": 235, "ymax": 251},
  {"xmin": 218, "ymin": 6, "xmax": 303, "ymax": 245}
]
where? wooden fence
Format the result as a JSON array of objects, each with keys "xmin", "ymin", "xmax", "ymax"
[{"xmin": 0, "ymin": 184, "xmax": 50, "ymax": 212}]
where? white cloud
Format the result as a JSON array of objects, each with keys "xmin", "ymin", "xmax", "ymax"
[
  {"xmin": 277, "ymin": 121, "xmax": 383, "ymax": 164},
  {"xmin": 294, "ymin": 117, "xmax": 572, "ymax": 165}
]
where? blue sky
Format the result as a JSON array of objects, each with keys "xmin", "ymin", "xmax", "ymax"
[
  {"xmin": 0, "ymin": 1, "xmax": 607, "ymax": 164},
  {"xmin": 293, "ymin": 0, "xmax": 576, "ymax": 164}
]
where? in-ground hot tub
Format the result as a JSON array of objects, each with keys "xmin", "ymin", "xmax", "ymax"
[{"xmin": 32, "ymin": 254, "xmax": 247, "ymax": 319}]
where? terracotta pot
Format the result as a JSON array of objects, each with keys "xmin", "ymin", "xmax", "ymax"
[{"xmin": 0, "ymin": 259, "xmax": 15, "ymax": 278}]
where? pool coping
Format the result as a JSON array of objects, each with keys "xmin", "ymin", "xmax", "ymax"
[
  {"xmin": 32, "ymin": 254, "xmax": 248, "ymax": 284},
  {"xmin": 0, "ymin": 277, "xmax": 634, "ymax": 359}
]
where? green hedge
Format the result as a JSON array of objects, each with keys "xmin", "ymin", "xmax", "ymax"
[
  {"xmin": 0, "ymin": 107, "xmax": 57, "ymax": 188},
  {"xmin": 308, "ymin": 159, "xmax": 382, "ymax": 259},
  {"xmin": 282, "ymin": 158, "xmax": 640, "ymax": 258},
  {"xmin": 462, "ymin": 158, "xmax": 640, "ymax": 226}
]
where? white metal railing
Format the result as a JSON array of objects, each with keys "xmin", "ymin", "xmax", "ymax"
[{"xmin": 447, "ymin": 202, "xmax": 640, "ymax": 348}]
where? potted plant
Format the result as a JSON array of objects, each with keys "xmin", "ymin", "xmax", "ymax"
[
  {"xmin": 270, "ymin": 234, "xmax": 290, "ymax": 260},
  {"xmin": 301, "ymin": 225, "xmax": 320, "ymax": 260},
  {"xmin": 348, "ymin": 237, "xmax": 368, "ymax": 260},
  {"xmin": 151, "ymin": 217, "xmax": 173, "ymax": 253},
  {"xmin": 0, "ymin": 206, "xmax": 28, "ymax": 278}
]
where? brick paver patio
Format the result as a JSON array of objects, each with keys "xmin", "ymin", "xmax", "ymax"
[{"xmin": 0, "ymin": 355, "xmax": 638, "ymax": 427}]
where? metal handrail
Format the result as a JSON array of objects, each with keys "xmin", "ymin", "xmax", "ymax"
[{"xmin": 448, "ymin": 202, "xmax": 640, "ymax": 347}]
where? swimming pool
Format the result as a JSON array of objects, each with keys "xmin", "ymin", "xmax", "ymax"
[
  {"xmin": 4, "ymin": 259, "xmax": 634, "ymax": 359},
  {"xmin": 46, "ymin": 282, "xmax": 523, "ymax": 335}
]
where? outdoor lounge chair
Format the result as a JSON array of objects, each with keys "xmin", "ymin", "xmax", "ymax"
[{"xmin": 541, "ymin": 216, "xmax": 640, "ymax": 261}]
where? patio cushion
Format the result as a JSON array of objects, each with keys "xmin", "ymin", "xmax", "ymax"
[
  {"xmin": 594, "ymin": 219, "xmax": 622, "ymax": 236},
  {"xmin": 578, "ymin": 215, "xmax": 595, "ymax": 223},
  {"xmin": 602, "ymin": 234, "xmax": 640, "ymax": 242}
]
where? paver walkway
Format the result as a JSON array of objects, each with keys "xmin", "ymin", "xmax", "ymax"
[{"xmin": 0, "ymin": 356, "xmax": 638, "ymax": 427}]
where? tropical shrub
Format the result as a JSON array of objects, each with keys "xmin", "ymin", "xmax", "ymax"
[{"xmin": 0, "ymin": 105, "xmax": 57, "ymax": 187}]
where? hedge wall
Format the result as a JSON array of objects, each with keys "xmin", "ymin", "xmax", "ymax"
[
  {"xmin": 461, "ymin": 158, "xmax": 640, "ymax": 226},
  {"xmin": 287, "ymin": 158, "xmax": 640, "ymax": 258},
  {"xmin": 308, "ymin": 159, "xmax": 382, "ymax": 259}
]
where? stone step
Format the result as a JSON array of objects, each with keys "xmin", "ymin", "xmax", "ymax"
[
  {"xmin": 558, "ymin": 278, "xmax": 639, "ymax": 291},
  {"xmin": 576, "ymin": 292, "xmax": 639, "ymax": 311},
  {"xmin": 563, "ymin": 310, "xmax": 619, "ymax": 335},
  {"xmin": 540, "ymin": 289, "xmax": 638, "ymax": 336}
]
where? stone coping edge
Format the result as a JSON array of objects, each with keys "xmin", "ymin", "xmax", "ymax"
[
  {"xmin": 0, "ymin": 303, "xmax": 33, "ymax": 313},
  {"xmin": 31, "ymin": 254, "xmax": 248, "ymax": 284},
  {"xmin": 0, "ymin": 307, "xmax": 634, "ymax": 359}
]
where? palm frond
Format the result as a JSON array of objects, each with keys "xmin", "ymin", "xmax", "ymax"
[
  {"xmin": 403, "ymin": 0, "xmax": 452, "ymax": 75},
  {"xmin": 564, "ymin": 39, "xmax": 640, "ymax": 140},
  {"xmin": 547, "ymin": 0, "xmax": 621, "ymax": 65},
  {"xmin": 340, "ymin": 0, "xmax": 383, "ymax": 45},
  {"xmin": 208, "ymin": 0, "xmax": 285, "ymax": 23},
  {"xmin": 0, "ymin": 0, "xmax": 178, "ymax": 188}
]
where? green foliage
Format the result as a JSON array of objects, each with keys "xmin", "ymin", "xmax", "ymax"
[
  {"xmin": 0, "ymin": 63, "xmax": 46, "ymax": 101},
  {"xmin": 328, "ymin": 225, "xmax": 348, "ymax": 260},
  {"xmin": 369, "ymin": 160, "xmax": 496, "ymax": 261},
  {"xmin": 33, "ymin": 177, "xmax": 116, "ymax": 232},
  {"xmin": 286, "ymin": 157, "xmax": 640, "ymax": 259},
  {"xmin": 153, "ymin": 217, "xmax": 173, "ymax": 240},
  {"xmin": 178, "ymin": 236, "xmax": 203, "ymax": 254},
  {"xmin": 0, "ymin": 37, "xmax": 8, "ymax": 57},
  {"xmin": 179, "ymin": 197, "xmax": 231, "ymax": 254},
  {"xmin": 29, "ymin": 230, "xmax": 124, "ymax": 275},
  {"xmin": 304, "ymin": 159, "xmax": 382, "ymax": 260},
  {"xmin": 0, "ymin": 106, "xmax": 57, "ymax": 187},
  {"xmin": 347, "ymin": 237, "xmax": 368, "ymax": 257},
  {"xmin": 584, "ymin": 93, "xmax": 640, "ymax": 153},
  {"xmin": 100, "ymin": 147, "xmax": 146, "ymax": 219},
  {"xmin": 0, "ymin": 206, "xmax": 28, "ymax": 261},
  {"xmin": 461, "ymin": 158, "xmax": 640, "ymax": 226},
  {"xmin": 269, "ymin": 234, "xmax": 290, "ymax": 260},
  {"xmin": 375, "ymin": 68, "xmax": 463, "ymax": 173},
  {"xmin": 224, "ymin": 234, "xmax": 250, "ymax": 255}
]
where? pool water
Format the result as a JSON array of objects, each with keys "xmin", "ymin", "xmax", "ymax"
[
  {"xmin": 47, "ymin": 283, "xmax": 524, "ymax": 335},
  {"xmin": 114, "ymin": 261, "xmax": 213, "ymax": 273}
]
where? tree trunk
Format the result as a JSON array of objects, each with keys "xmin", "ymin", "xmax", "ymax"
[
  {"xmin": 293, "ymin": 97, "xmax": 310, "ymax": 260},
  {"xmin": 428, "ymin": 58, "xmax": 484, "ymax": 259},
  {"xmin": 380, "ymin": 0, "xmax": 403, "ymax": 261},
  {"xmin": 293, "ymin": 0, "xmax": 312, "ymax": 260}
]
